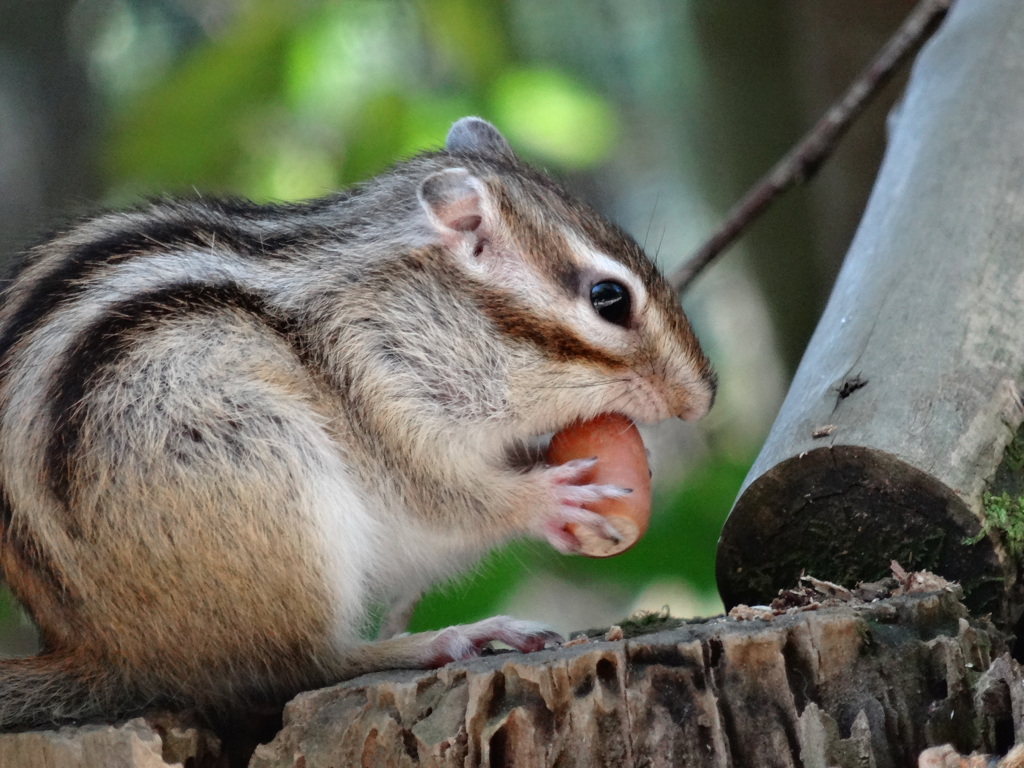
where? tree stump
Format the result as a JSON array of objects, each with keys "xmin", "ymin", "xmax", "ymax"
[
  {"xmin": 716, "ymin": 0, "xmax": 1024, "ymax": 623},
  {"xmin": 0, "ymin": 713, "xmax": 225, "ymax": 768},
  {"xmin": 2, "ymin": 582, "xmax": 1021, "ymax": 767},
  {"xmin": 246, "ymin": 585, "xmax": 1010, "ymax": 768}
]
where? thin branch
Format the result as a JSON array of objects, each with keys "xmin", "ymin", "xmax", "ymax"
[{"xmin": 670, "ymin": 0, "xmax": 954, "ymax": 294}]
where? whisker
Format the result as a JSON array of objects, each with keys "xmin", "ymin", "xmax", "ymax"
[
  {"xmin": 654, "ymin": 225, "xmax": 667, "ymax": 267},
  {"xmin": 529, "ymin": 377, "xmax": 633, "ymax": 391},
  {"xmin": 643, "ymin": 194, "xmax": 661, "ymax": 252}
]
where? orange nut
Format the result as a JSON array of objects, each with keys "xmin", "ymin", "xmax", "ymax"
[{"xmin": 546, "ymin": 413, "xmax": 652, "ymax": 558}]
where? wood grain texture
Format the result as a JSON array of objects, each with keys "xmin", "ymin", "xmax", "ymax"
[
  {"xmin": 2, "ymin": 589, "xmax": 1020, "ymax": 767},
  {"xmin": 717, "ymin": 0, "xmax": 1024, "ymax": 621},
  {"xmin": 0, "ymin": 715, "xmax": 224, "ymax": 768},
  {"xmin": 248, "ymin": 590, "xmax": 1007, "ymax": 768}
]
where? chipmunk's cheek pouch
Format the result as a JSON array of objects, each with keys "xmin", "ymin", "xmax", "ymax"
[{"xmin": 546, "ymin": 412, "xmax": 652, "ymax": 558}]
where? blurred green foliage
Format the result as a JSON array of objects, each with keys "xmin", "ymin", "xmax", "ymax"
[{"xmin": 103, "ymin": 0, "xmax": 618, "ymax": 202}]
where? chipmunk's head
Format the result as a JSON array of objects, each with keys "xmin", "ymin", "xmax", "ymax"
[{"xmin": 414, "ymin": 117, "xmax": 715, "ymax": 438}]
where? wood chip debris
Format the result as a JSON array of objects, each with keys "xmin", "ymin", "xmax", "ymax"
[
  {"xmin": 604, "ymin": 625, "xmax": 624, "ymax": 642},
  {"xmin": 728, "ymin": 562, "xmax": 958, "ymax": 620}
]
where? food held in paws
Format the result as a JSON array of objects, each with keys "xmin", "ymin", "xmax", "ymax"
[{"xmin": 547, "ymin": 413, "xmax": 652, "ymax": 557}]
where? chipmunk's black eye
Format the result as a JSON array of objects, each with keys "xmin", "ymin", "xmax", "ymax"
[{"xmin": 590, "ymin": 281, "xmax": 631, "ymax": 326}]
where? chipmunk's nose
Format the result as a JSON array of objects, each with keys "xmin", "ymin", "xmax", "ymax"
[{"xmin": 675, "ymin": 377, "xmax": 716, "ymax": 421}]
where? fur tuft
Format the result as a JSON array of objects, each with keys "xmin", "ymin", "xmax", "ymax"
[{"xmin": 0, "ymin": 651, "xmax": 131, "ymax": 730}]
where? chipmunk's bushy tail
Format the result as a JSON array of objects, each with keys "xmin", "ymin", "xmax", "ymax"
[{"xmin": 0, "ymin": 651, "xmax": 130, "ymax": 730}]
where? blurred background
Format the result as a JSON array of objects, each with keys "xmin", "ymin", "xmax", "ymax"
[{"xmin": 0, "ymin": 0, "xmax": 915, "ymax": 653}]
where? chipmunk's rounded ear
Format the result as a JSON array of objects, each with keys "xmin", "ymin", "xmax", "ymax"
[
  {"xmin": 445, "ymin": 117, "xmax": 516, "ymax": 162},
  {"xmin": 418, "ymin": 167, "xmax": 488, "ymax": 235}
]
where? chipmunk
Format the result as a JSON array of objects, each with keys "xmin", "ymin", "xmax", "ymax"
[{"xmin": 0, "ymin": 117, "xmax": 715, "ymax": 729}]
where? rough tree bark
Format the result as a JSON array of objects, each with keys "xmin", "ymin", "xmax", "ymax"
[
  {"xmin": 247, "ymin": 586, "xmax": 1012, "ymax": 768},
  {"xmin": 716, "ymin": 0, "xmax": 1024, "ymax": 624},
  {"xmin": 0, "ymin": 585, "xmax": 1004, "ymax": 768},
  {"xmin": 3, "ymin": 582, "xmax": 1022, "ymax": 768}
]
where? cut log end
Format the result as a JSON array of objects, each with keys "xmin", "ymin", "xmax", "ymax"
[{"xmin": 716, "ymin": 445, "xmax": 1011, "ymax": 620}]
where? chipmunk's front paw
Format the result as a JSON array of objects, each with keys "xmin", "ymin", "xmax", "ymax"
[{"xmin": 536, "ymin": 458, "xmax": 632, "ymax": 554}]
